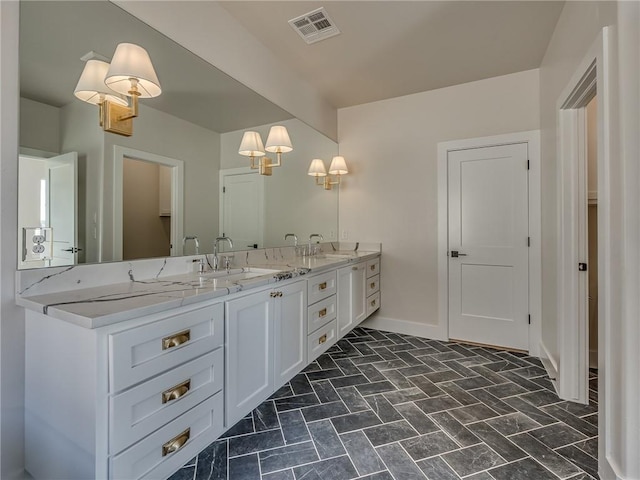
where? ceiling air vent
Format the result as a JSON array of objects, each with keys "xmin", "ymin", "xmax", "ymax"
[{"xmin": 289, "ymin": 7, "xmax": 340, "ymax": 45}]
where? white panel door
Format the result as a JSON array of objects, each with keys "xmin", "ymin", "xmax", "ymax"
[
  {"xmin": 448, "ymin": 143, "xmax": 529, "ymax": 350},
  {"xmin": 337, "ymin": 263, "xmax": 367, "ymax": 337},
  {"xmin": 222, "ymin": 172, "xmax": 263, "ymax": 249},
  {"xmin": 47, "ymin": 152, "xmax": 78, "ymax": 266}
]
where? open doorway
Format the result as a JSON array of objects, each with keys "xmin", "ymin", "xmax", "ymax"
[{"xmin": 586, "ymin": 97, "xmax": 598, "ymax": 371}]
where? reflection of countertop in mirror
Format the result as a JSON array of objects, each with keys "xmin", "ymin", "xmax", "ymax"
[{"xmin": 16, "ymin": 247, "xmax": 380, "ymax": 329}]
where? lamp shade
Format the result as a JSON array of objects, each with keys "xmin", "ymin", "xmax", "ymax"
[
  {"xmin": 265, "ymin": 126, "xmax": 293, "ymax": 153},
  {"xmin": 308, "ymin": 159, "xmax": 327, "ymax": 177},
  {"xmin": 328, "ymin": 156, "xmax": 348, "ymax": 175},
  {"xmin": 74, "ymin": 59, "xmax": 128, "ymax": 106},
  {"xmin": 238, "ymin": 131, "xmax": 266, "ymax": 157},
  {"xmin": 105, "ymin": 43, "xmax": 162, "ymax": 98}
]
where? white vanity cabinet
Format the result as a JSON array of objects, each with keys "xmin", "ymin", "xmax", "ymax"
[
  {"xmin": 225, "ymin": 279, "xmax": 307, "ymax": 427},
  {"xmin": 337, "ymin": 261, "xmax": 368, "ymax": 336},
  {"xmin": 306, "ymin": 270, "xmax": 338, "ymax": 362},
  {"xmin": 24, "ymin": 302, "xmax": 225, "ymax": 480}
]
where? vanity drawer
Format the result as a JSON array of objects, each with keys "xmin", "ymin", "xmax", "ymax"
[
  {"xmin": 307, "ymin": 295, "xmax": 336, "ymax": 334},
  {"xmin": 366, "ymin": 275, "xmax": 380, "ymax": 297},
  {"xmin": 110, "ymin": 392, "xmax": 224, "ymax": 480},
  {"xmin": 307, "ymin": 271, "xmax": 337, "ymax": 305},
  {"xmin": 366, "ymin": 258, "xmax": 380, "ymax": 278},
  {"xmin": 307, "ymin": 319, "xmax": 337, "ymax": 364},
  {"xmin": 366, "ymin": 292, "xmax": 381, "ymax": 317},
  {"xmin": 109, "ymin": 303, "xmax": 224, "ymax": 393},
  {"xmin": 110, "ymin": 348, "xmax": 223, "ymax": 454}
]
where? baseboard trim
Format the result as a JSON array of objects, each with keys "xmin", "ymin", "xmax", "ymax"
[
  {"xmin": 361, "ymin": 315, "xmax": 447, "ymax": 341},
  {"xmin": 539, "ymin": 340, "xmax": 559, "ymax": 397},
  {"xmin": 602, "ymin": 454, "xmax": 626, "ymax": 480}
]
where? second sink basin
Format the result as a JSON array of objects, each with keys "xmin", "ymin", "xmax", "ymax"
[{"xmin": 200, "ymin": 267, "xmax": 282, "ymax": 287}]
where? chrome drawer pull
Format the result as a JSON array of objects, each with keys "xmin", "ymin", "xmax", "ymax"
[
  {"xmin": 162, "ymin": 379, "xmax": 191, "ymax": 404},
  {"xmin": 162, "ymin": 428, "xmax": 190, "ymax": 456},
  {"xmin": 318, "ymin": 308, "xmax": 327, "ymax": 318},
  {"xmin": 318, "ymin": 334, "xmax": 328, "ymax": 344},
  {"xmin": 319, "ymin": 282, "xmax": 327, "ymax": 290},
  {"xmin": 162, "ymin": 329, "xmax": 191, "ymax": 350}
]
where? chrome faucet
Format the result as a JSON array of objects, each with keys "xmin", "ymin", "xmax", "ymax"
[
  {"xmin": 284, "ymin": 233, "xmax": 298, "ymax": 247},
  {"xmin": 213, "ymin": 236, "xmax": 233, "ymax": 271},
  {"xmin": 308, "ymin": 233, "xmax": 324, "ymax": 256},
  {"xmin": 182, "ymin": 235, "xmax": 199, "ymax": 255}
]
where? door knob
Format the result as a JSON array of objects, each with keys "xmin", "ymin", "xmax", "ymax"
[{"xmin": 450, "ymin": 251, "xmax": 467, "ymax": 258}]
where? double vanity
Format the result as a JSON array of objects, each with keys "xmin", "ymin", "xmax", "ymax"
[{"xmin": 16, "ymin": 244, "xmax": 381, "ymax": 480}]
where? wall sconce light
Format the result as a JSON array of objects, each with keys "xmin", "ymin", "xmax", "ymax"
[
  {"xmin": 308, "ymin": 156, "xmax": 348, "ymax": 190},
  {"xmin": 238, "ymin": 126, "xmax": 293, "ymax": 176},
  {"xmin": 74, "ymin": 43, "xmax": 161, "ymax": 137}
]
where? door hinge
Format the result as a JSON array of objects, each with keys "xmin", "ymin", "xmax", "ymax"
[
  {"xmin": 223, "ymin": 186, "xmax": 226, "ymax": 193},
  {"xmin": 528, "ymin": 314, "xmax": 531, "ymax": 324},
  {"xmin": 527, "ymin": 237, "xmax": 531, "ymax": 247},
  {"xmin": 527, "ymin": 160, "xmax": 530, "ymax": 170}
]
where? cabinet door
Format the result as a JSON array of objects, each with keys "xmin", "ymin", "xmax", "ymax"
[
  {"xmin": 225, "ymin": 290, "xmax": 273, "ymax": 427},
  {"xmin": 274, "ymin": 281, "xmax": 307, "ymax": 386},
  {"xmin": 337, "ymin": 263, "xmax": 367, "ymax": 337}
]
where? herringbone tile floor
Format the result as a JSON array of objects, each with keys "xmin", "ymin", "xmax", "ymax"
[{"xmin": 169, "ymin": 328, "xmax": 599, "ymax": 480}]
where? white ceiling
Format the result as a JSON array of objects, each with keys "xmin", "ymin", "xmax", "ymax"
[{"xmin": 219, "ymin": 1, "xmax": 565, "ymax": 108}]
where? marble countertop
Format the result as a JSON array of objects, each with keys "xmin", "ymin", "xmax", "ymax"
[{"xmin": 17, "ymin": 251, "xmax": 379, "ymax": 329}]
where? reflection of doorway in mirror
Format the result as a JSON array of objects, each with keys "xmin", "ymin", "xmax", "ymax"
[
  {"xmin": 220, "ymin": 168, "xmax": 264, "ymax": 251},
  {"xmin": 18, "ymin": 153, "xmax": 78, "ymax": 269},
  {"xmin": 122, "ymin": 158, "xmax": 171, "ymax": 260}
]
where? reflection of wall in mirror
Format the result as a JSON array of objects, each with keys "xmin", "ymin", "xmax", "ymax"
[
  {"xmin": 21, "ymin": 97, "xmax": 221, "ymax": 263},
  {"xmin": 220, "ymin": 118, "xmax": 339, "ymax": 248},
  {"xmin": 17, "ymin": 156, "xmax": 48, "ymax": 269}
]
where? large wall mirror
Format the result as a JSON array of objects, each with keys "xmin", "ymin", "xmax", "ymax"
[{"xmin": 18, "ymin": 0, "xmax": 339, "ymax": 270}]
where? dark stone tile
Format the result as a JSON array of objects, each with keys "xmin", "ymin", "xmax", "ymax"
[
  {"xmin": 416, "ymin": 455, "xmax": 461, "ymax": 479},
  {"xmin": 228, "ymin": 429, "xmax": 284, "ymax": 457},
  {"xmin": 252, "ymin": 401, "xmax": 279, "ymax": 432},
  {"xmin": 395, "ymin": 402, "xmax": 439, "ymax": 434},
  {"xmin": 469, "ymin": 365, "xmax": 511, "ymax": 384},
  {"xmin": 469, "ymin": 388, "xmax": 516, "ymax": 415},
  {"xmin": 376, "ymin": 443, "xmax": 428, "ymax": 480},
  {"xmin": 278, "ymin": 409, "xmax": 310, "ymax": 444},
  {"xmin": 364, "ymin": 329, "xmax": 389, "ymax": 341},
  {"xmin": 316, "ymin": 355, "xmax": 339, "ymax": 370},
  {"xmin": 553, "ymin": 400, "xmax": 598, "ymax": 417},
  {"xmin": 583, "ymin": 413, "xmax": 598, "ymax": 426},
  {"xmin": 510, "ymin": 432, "xmax": 582, "ymax": 478},
  {"xmin": 274, "ymin": 393, "xmax": 319, "ymax": 412},
  {"xmin": 419, "ymin": 356, "xmax": 451, "ymax": 372},
  {"xmin": 193, "ymin": 439, "xmax": 227, "ymax": 480},
  {"xmin": 372, "ymin": 346, "xmax": 400, "ymax": 361},
  {"xmin": 409, "ymin": 375, "xmax": 444, "ymax": 397},
  {"xmin": 499, "ymin": 371, "xmax": 544, "ymax": 391},
  {"xmin": 471, "ymin": 348, "xmax": 503, "ymax": 363},
  {"xmin": 465, "ymin": 473, "xmax": 493, "ymax": 480},
  {"xmin": 383, "ymin": 386, "xmax": 428, "ymax": 405},
  {"xmin": 262, "ymin": 470, "xmax": 295, "ymax": 480},
  {"xmin": 485, "ymin": 412, "xmax": 542, "ymax": 436},
  {"xmin": 340, "ymin": 430, "xmax": 386, "ymax": 476},
  {"xmin": 556, "ymin": 445, "xmax": 599, "ymax": 479},
  {"xmin": 398, "ymin": 364, "xmax": 435, "ymax": 377},
  {"xmin": 442, "ymin": 443, "xmax": 505, "ymax": 477},
  {"xmin": 312, "ymin": 379, "xmax": 340, "ymax": 403},
  {"xmin": 220, "ymin": 416, "xmax": 254, "ymax": 438},
  {"xmin": 228, "ymin": 453, "xmax": 260, "ymax": 479},
  {"xmin": 354, "ymin": 343, "xmax": 378, "ymax": 356},
  {"xmin": 511, "ymin": 365, "xmax": 548, "ymax": 379},
  {"xmin": 357, "ymin": 363, "xmax": 388, "ymax": 382},
  {"xmin": 303, "ymin": 362, "xmax": 321, "ymax": 373},
  {"xmin": 363, "ymin": 419, "xmax": 418, "ymax": 446},
  {"xmin": 307, "ymin": 419, "xmax": 346, "ymax": 459},
  {"xmin": 438, "ymin": 382, "xmax": 479, "ymax": 406},
  {"xmin": 358, "ymin": 472, "xmax": 394, "ymax": 480},
  {"xmin": 575, "ymin": 437, "xmax": 598, "ymax": 458},
  {"xmin": 518, "ymin": 389, "xmax": 562, "ymax": 407},
  {"xmin": 430, "ymin": 411, "xmax": 480, "ymax": 447},
  {"xmin": 503, "ymin": 396, "xmax": 558, "ymax": 425},
  {"xmin": 331, "ymin": 410, "xmax": 382, "ymax": 433},
  {"xmin": 433, "ymin": 352, "xmax": 465, "ymax": 362},
  {"xmin": 541, "ymin": 404, "xmax": 599, "ymax": 437},
  {"xmin": 449, "ymin": 343, "xmax": 478, "ymax": 357},
  {"xmin": 400, "ymin": 430, "xmax": 459, "ymax": 460},
  {"xmin": 394, "ymin": 350, "xmax": 425, "ymax": 366},
  {"xmin": 528, "ymin": 423, "xmax": 587, "ymax": 449},
  {"xmin": 530, "ymin": 376, "xmax": 558, "ymax": 392},
  {"xmin": 453, "ymin": 376, "xmax": 494, "ymax": 390},
  {"xmin": 365, "ymin": 394, "xmax": 403, "ymax": 422},
  {"xmin": 482, "ymin": 360, "xmax": 520, "ymax": 372},
  {"xmin": 335, "ymin": 358, "xmax": 362, "ymax": 376},
  {"xmin": 167, "ymin": 466, "xmax": 195, "ymax": 480},
  {"xmin": 330, "ymin": 374, "xmax": 371, "ymax": 388},
  {"xmin": 336, "ymin": 386, "xmax": 370, "ymax": 412},
  {"xmin": 380, "ymin": 368, "xmax": 415, "ymax": 389},
  {"xmin": 414, "ymin": 395, "xmax": 462, "ymax": 414},
  {"xmin": 356, "ymin": 380, "xmax": 397, "ymax": 396},
  {"xmin": 305, "ymin": 368, "xmax": 346, "ymax": 381},
  {"xmin": 467, "ymin": 422, "xmax": 527, "ymax": 461},
  {"xmin": 441, "ymin": 359, "xmax": 477, "ymax": 377},
  {"xmin": 387, "ymin": 343, "xmax": 417, "ymax": 353},
  {"xmin": 258, "ymin": 441, "xmax": 319, "ymax": 474},
  {"xmin": 495, "ymin": 352, "xmax": 531, "ymax": 368},
  {"xmin": 371, "ymin": 359, "xmax": 410, "ymax": 370},
  {"xmin": 448, "ymin": 403, "xmax": 500, "ymax": 424},
  {"xmin": 488, "ymin": 457, "xmax": 557, "ymax": 480},
  {"xmin": 423, "ymin": 370, "xmax": 462, "ymax": 383},
  {"xmin": 350, "ymin": 354, "xmax": 385, "ymax": 365},
  {"xmin": 483, "ymin": 382, "xmax": 528, "ymax": 398},
  {"xmin": 301, "ymin": 400, "xmax": 349, "ymax": 422},
  {"xmin": 290, "ymin": 374, "xmax": 314, "ymax": 395},
  {"xmin": 293, "ymin": 455, "xmax": 359, "ymax": 480},
  {"xmin": 522, "ymin": 357, "xmax": 545, "ymax": 368}
]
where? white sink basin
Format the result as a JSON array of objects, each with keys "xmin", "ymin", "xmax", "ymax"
[
  {"xmin": 199, "ymin": 268, "xmax": 281, "ymax": 287},
  {"xmin": 324, "ymin": 252, "xmax": 357, "ymax": 259}
]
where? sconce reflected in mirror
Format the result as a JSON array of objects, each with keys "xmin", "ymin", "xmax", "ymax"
[
  {"xmin": 308, "ymin": 156, "xmax": 348, "ymax": 190},
  {"xmin": 74, "ymin": 43, "xmax": 162, "ymax": 137},
  {"xmin": 238, "ymin": 126, "xmax": 293, "ymax": 176}
]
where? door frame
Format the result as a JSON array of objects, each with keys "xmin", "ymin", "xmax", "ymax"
[
  {"xmin": 437, "ymin": 130, "xmax": 541, "ymax": 355},
  {"xmin": 112, "ymin": 146, "xmax": 184, "ymax": 260},
  {"xmin": 218, "ymin": 167, "xmax": 265, "ymax": 246}
]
